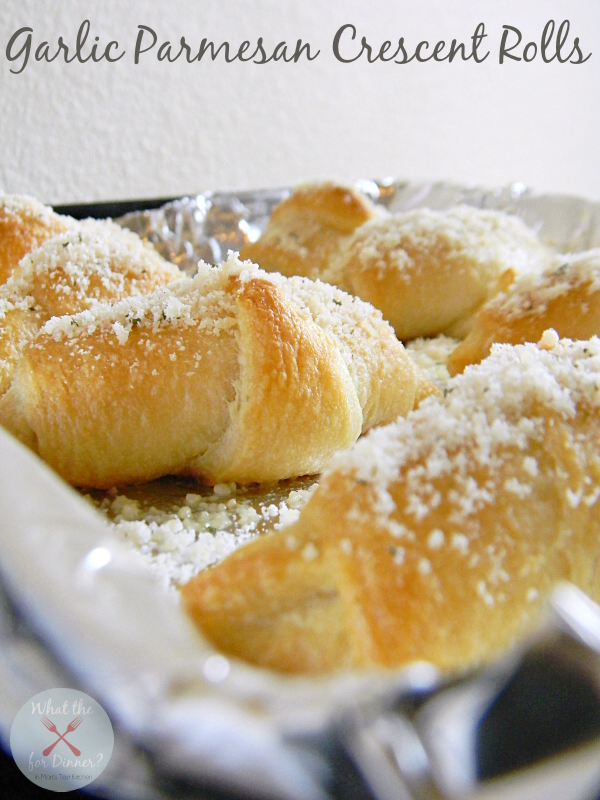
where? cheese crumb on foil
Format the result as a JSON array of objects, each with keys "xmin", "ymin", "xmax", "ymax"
[
  {"xmin": 87, "ymin": 477, "xmax": 317, "ymax": 593},
  {"xmin": 405, "ymin": 334, "xmax": 459, "ymax": 389}
]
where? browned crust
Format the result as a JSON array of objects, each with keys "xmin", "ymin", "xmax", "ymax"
[{"xmin": 240, "ymin": 182, "xmax": 378, "ymax": 279}]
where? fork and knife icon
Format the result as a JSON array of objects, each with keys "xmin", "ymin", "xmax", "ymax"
[{"xmin": 40, "ymin": 716, "xmax": 83, "ymax": 756}]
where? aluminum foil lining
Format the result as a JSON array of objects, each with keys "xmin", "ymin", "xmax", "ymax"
[
  {"xmin": 2, "ymin": 180, "xmax": 600, "ymax": 800},
  {"xmin": 117, "ymin": 179, "xmax": 600, "ymax": 274}
]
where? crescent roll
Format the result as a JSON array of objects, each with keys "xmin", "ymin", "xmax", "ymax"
[
  {"xmin": 448, "ymin": 249, "xmax": 600, "ymax": 375},
  {"xmin": 0, "ymin": 254, "xmax": 425, "ymax": 488},
  {"xmin": 322, "ymin": 205, "xmax": 552, "ymax": 341},
  {"xmin": 182, "ymin": 337, "xmax": 600, "ymax": 675},
  {"xmin": 239, "ymin": 182, "xmax": 380, "ymax": 279},
  {"xmin": 0, "ymin": 220, "xmax": 182, "ymax": 396},
  {"xmin": 0, "ymin": 195, "xmax": 75, "ymax": 285}
]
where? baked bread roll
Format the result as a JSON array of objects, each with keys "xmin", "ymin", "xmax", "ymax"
[
  {"xmin": 0, "ymin": 195, "xmax": 75, "ymax": 285},
  {"xmin": 0, "ymin": 220, "xmax": 182, "ymax": 396},
  {"xmin": 183, "ymin": 337, "xmax": 600, "ymax": 675},
  {"xmin": 322, "ymin": 205, "xmax": 552, "ymax": 341},
  {"xmin": 448, "ymin": 249, "xmax": 600, "ymax": 375},
  {"xmin": 239, "ymin": 182, "xmax": 380, "ymax": 279},
  {"xmin": 0, "ymin": 254, "xmax": 425, "ymax": 488}
]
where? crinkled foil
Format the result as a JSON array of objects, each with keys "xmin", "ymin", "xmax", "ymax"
[
  {"xmin": 117, "ymin": 180, "xmax": 600, "ymax": 275},
  {"xmin": 2, "ymin": 181, "xmax": 600, "ymax": 800}
]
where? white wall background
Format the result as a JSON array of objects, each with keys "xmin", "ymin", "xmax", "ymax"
[{"xmin": 0, "ymin": 0, "xmax": 598, "ymax": 205}]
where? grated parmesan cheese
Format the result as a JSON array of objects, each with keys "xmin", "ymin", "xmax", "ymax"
[
  {"xmin": 327, "ymin": 336, "xmax": 600, "ymax": 539},
  {"xmin": 484, "ymin": 249, "xmax": 600, "ymax": 321},
  {"xmin": 87, "ymin": 477, "xmax": 317, "ymax": 593}
]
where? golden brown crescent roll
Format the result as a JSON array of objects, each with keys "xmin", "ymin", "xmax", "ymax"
[
  {"xmin": 448, "ymin": 249, "xmax": 600, "ymax": 375},
  {"xmin": 0, "ymin": 195, "xmax": 75, "ymax": 285},
  {"xmin": 322, "ymin": 205, "xmax": 552, "ymax": 341},
  {"xmin": 239, "ymin": 182, "xmax": 380, "ymax": 279},
  {"xmin": 0, "ymin": 254, "xmax": 423, "ymax": 488},
  {"xmin": 0, "ymin": 220, "xmax": 182, "ymax": 396},
  {"xmin": 182, "ymin": 337, "xmax": 600, "ymax": 675}
]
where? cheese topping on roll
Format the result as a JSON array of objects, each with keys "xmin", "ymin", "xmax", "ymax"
[
  {"xmin": 323, "ymin": 205, "xmax": 552, "ymax": 340},
  {"xmin": 183, "ymin": 336, "xmax": 600, "ymax": 675},
  {"xmin": 0, "ymin": 220, "xmax": 182, "ymax": 397},
  {"xmin": 448, "ymin": 249, "xmax": 600, "ymax": 374},
  {"xmin": 0, "ymin": 194, "xmax": 75, "ymax": 285},
  {"xmin": 0, "ymin": 253, "xmax": 425, "ymax": 488},
  {"xmin": 240, "ymin": 182, "xmax": 381, "ymax": 280}
]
